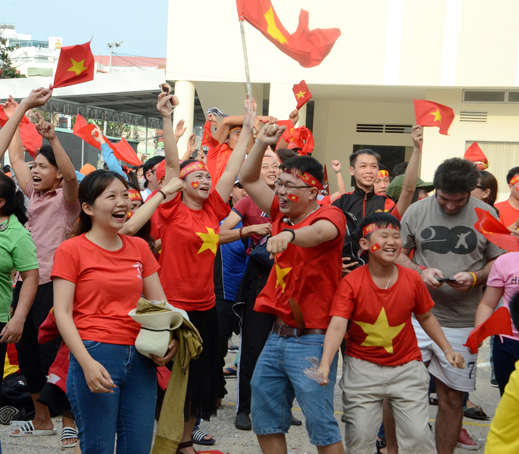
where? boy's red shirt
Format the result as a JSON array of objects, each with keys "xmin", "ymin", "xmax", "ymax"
[{"xmin": 331, "ymin": 264, "xmax": 434, "ymax": 366}]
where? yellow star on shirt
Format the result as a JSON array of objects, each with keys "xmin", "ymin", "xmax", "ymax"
[
  {"xmin": 354, "ymin": 308, "xmax": 405, "ymax": 354},
  {"xmin": 295, "ymin": 91, "xmax": 306, "ymax": 99},
  {"xmin": 67, "ymin": 58, "xmax": 88, "ymax": 76},
  {"xmin": 275, "ymin": 262, "xmax": 292, "ymax": 293},
  {"xmin": 430, "ymin": 109, "xmax": 442, "ymax": 122},
  {"xmin": 195, "ymin": 227, "xmax": 219, "ymax": 255}
]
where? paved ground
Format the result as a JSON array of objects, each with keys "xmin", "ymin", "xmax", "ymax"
[{"xmin": 0, "ymin": 338, "xmax": 498, "ymax": 453}]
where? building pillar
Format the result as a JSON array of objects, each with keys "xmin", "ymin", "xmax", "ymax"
[{"xmin": 173, "ymin": 80, "xmax": 195, "ymax": 158}]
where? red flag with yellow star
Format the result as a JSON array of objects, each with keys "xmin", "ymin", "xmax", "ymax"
[
  {"xmin": 474, "ymin": 207, "xmax": 519, "ymax": 252},
  {"xmin": 464, "ymin": 307, "xmax": 513, "ymax": 353},
  {"xmin": 413, "ymin": 99, "xmax": 454, "ymax": 135},
  {"xmin": 236, "ymin": 0, "xmax": 341, "ymax": 68},
  {"xmin": 292, "ymin": 80, "xmax": 312, "ymax": 110},
  {"xmin": 52, "ymin": 41, "xmax": 95, "ymax": 89}
]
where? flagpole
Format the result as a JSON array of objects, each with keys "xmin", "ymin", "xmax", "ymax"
[{"xmin": 239, "ymin": 20, "xmax": 253, "ymax": 101}]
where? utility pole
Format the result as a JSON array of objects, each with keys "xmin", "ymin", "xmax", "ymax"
[{"xmin": 107, "ymin": 41, "xmax": 123, "ymax": 72}]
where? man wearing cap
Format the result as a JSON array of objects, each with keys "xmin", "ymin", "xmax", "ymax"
[{"xmin": 238, "ymin": 123, "xmax": 346, "ymax": 454}]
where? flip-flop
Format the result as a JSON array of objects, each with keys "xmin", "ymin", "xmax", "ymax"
[
  {"xmin": 10, "ymin": 421, "xmax": 57, "ymax": 437},
  {"xmin": 223, "ymin": 366, "xmax": 237, "ymax": 379},
  {"xmin": 192, "ymin": 428, "xmax": 216, "ymax": 445},
  {"xmin": 60, "ymin": 427, "xmax": 79, "ymax": 448},
  {"xmin": 463, "ymin": 406, "xmax": 489, "ymax": 420}
]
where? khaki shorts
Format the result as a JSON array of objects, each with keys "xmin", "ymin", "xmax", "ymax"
[
  {"xmin": 412, "ymin": 317, "xmax": 477, "ymax": 392},
  {"xmin": 340, "ymin": 355, "xmax": 435, "ymax": 454}
]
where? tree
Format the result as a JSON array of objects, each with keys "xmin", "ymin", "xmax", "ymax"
[{"xmin": 0, "ymin": 38, "xmax": 26, "ymax": 79}]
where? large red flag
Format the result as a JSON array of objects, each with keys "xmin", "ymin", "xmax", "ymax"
[
  {"xmin": 236, "ymin": 0, "xmax": 341, "ymax": 68},
  {"xmin": 474, "ymin": 207, "xmax": 519, "ymax": 252},
  {"xmin": 413, "ymin": 99, "xmax": 454, "ymax": 135},
  {"xmin": 464, "ymin": 307, "xmax": 513, "ymax": 353},
  {"xmin": 73, "ymin": 115, "xmax": 142, "ymax": 166},
  {"xmin": 290, "ymin": 126, "xmax": 314, "ymax": 155},
  {"xmin": 52, "ymin": 41, "xmax": 95, "ymax": 89},
  {"xmin": 0, "ymin": 107, "xmax": 42, "ymax": 157},
  {"xmin": 464, "ymin": 142, "xmax": 488, "ymax": 170},
  {"xmin": 292, "ymin": 80, "xmax": 312, "ymax": 110}
]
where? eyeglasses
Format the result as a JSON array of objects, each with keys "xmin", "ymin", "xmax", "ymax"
[{"xmin": 273, "ymin": 179, "xmax": 311, "ymax": 190}]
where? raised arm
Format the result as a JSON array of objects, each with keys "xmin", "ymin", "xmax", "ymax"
[
  {"xmin": 34, "ymin": 112, "xmax": 78, "ymax": 203},
  {"xmin": 157, "ymin": 93, "xmax": 180, "ymax": 184},
  {"xmin": 215, "ymin": 98, "xmax": 255, "ymax": 202},
  {"xmin": 395, "ymin": 125, "xmax": 422, "ymax": 218},
  {"xmin": 90, "ymin": 125, "xmax": 127, "ymax": 181},
  {"xmin": 238, "ymin": 123, "xmax": 286, "ymax": 215}
]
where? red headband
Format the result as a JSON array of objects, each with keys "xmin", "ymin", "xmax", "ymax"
[
  {"xmin": 510, "ymin": 175, "xmax": 519, "ymax": 186},
  {"xmin": 179, "ymin": 161, "xmax": 209, "ymax": 179},
  {"xmin": 128, "ymin": 189, "xmax": 142, "ymax": 202},
  {"xmin": 362, "ymin": 223, "xmax": 399, "ymax": 237},
  {"xmin": 284, "ymin": 168, "xmax": 324, "ymax": 191},
  {"xmin": 377, "ymin": 170, "xmax": 389, "ymax": 178}
]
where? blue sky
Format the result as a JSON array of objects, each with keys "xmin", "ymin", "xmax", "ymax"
[{"xmin": 2, "ymin": 0, "xmax": 169, "ymax": 58}]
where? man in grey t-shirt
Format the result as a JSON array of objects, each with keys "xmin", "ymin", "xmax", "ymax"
[{"xmin": 397, "ymin": 158, "xmax": 503, "ymax": 454}]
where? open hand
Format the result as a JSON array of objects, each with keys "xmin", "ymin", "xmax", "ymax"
[
  {"xmin": 3, "ymin": 95, "xmax": 19, "ymax": 119},
  {"xmin": 83, "ymin": 359, "xmax": 117, "ymax": 394},
  {"xmin": 175, "ymin": 119, "xmax": 187, "ymax": 140},
  {"xmin": 342, "ymin": 256, "xmax": 358, "ymax": 276},
  {"xmin": 243, "ymin": 97, "xmax": 256, "ymax": 130},
  {"xmin": 0, "ymin": 316, "xmax": 25, "ymax": 344}
]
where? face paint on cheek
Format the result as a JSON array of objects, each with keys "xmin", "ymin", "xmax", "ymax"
[
  {"xmin": 371, "ymin": 243, "xmax": 381, "ymax": 253},
  {"xmin": 288, "ymin": 193, "xmax": 300, "ymax": 202},
  {"xmin": 191, "ymin": 181, "xmax": 200, "ymax": 189}
]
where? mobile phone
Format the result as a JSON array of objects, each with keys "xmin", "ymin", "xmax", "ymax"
[{"xmin": 436, "ymin": 277, "xmax": 457, "ymax": 283}]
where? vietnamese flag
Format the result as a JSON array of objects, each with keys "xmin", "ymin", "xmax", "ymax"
[
  {"xmin": 52, "ymin": 41, "xmax": 95, "ymax": 89},
  {"xmin": 464, "ymin": 142, "xmax": 488, "ymax": 170},
  {"xmin": 236, "ymin": 0, "xmax": 341, "ymax": 68},
  {"xmin": 474, "ymin": 207, "xmax": 519, "ymax": 252},
  {"xmin": 288, "ymin": 193, "xmax": 300, "ymax": 202},
  {"xmin": 293, "ymin": 80, "xmax": 312, "ymax": 110},
  {"xmin": 73, "ymin": 114, "xmax": 142, "ymax": 166},
  {"xmin": 464, "ymin": 307, "xmax": 513, "ymax": 353},
  {"xmin": 0, "ymin": 107, "xmax": 42, "ymax": 157},
  {"xmin": 201, "ymin": 120, "xmax": 219, "ymax": 148},
  {"xmin": 291, "ymin": 126, "xmax": 314, "ymax": 155},
  {"xmin": 277, "ymin": 120, "xmax": 295, "ymax": 144},
  {"xmin": 413, "ymin": 99, "xmax": 455, "ymax": 135}
]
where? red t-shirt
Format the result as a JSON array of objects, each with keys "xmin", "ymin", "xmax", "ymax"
[
  {"xmin": 206, "ymin": 143, "xmax": 231, "ymax": 187},
  {"xmin": 317, "ymin": 194, "xmax": 332, "ymax": 207},
  {"xmin": 330, "ymin": 264, "xmax": 434, "ymax": 366},
  {"xmin": 496, "ymin": 199, "xmax": 519, "ymax": 228},
  {"xmin": 232, "ymin": 195, "xmax": 272, "ymax": 247},
  {"xmin": 51, "ymin": 234, "xmax": 160, "ymax": 345},
  {"xmin": 157, "ymin": 191, "xmax": 230, "ymax": 311},
  {"xmin": 254, "ymin": 198, "xmax": 346, "ymax": 329}
]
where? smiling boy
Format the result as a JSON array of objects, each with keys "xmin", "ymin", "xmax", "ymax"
[{"xmin": 318, "ymin": 213, "xmax": 465, "ymax": 454}]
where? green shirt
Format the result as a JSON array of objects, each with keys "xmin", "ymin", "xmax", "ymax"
[{"xmin": 0, "ymin": 214, "xmax": 38, "ymax": 322}]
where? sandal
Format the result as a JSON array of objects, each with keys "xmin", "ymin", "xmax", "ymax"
[
  {"xmin": 463, "ymin": 405, "xmax": 489, "ymax": 420},
  {"xmin": 10, "ymin": 421, "xmax": 57, "ymax": 437},
  {"xmin": 60, "ymin": 427, "xmax": 79, "ymax": 448},
  {"xmin": 177, "ymin": 440, "xmax": 198, "ymax": 453},
  {"xmin": 223, "ymin": 366, "xmax": 237, "ymax": 379},
  {"xmin": 192, "ymin": 428, "xmax": 216, "ymax": 445}
]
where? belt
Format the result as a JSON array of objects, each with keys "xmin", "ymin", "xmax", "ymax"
[{"xmin": 272, "ymin": 323, "xmax": 326, "ymax": 338}]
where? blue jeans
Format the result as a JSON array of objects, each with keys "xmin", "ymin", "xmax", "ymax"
[
  {"xmin": 67, "ymin": 342, "xmax": 157, "ymax": 454},
  {"xmin": 251, "ymin": 332, "xmax": 341, "ymax": 447}
]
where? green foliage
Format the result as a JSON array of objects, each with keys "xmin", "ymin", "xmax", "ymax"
[{"xmin": 0, "ymin": 38, "xmax": 26, "ymax": 79}]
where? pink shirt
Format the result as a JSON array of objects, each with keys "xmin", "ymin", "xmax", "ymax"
[
  {"xmin": 487, "ymin": 252, "xmax": 519, "ymax": 341},
  {"xmin": 24, "ymin": 180, "xmax": 80, "ymax": 284}
]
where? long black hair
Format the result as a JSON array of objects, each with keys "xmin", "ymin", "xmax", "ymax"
[
  {"xmin": 0, "ymin": 173, "xmax": 28, "ymax": 225},
  {"xmin": 71, "ymin": 170, "xmax": 128, "ymax": 237}
]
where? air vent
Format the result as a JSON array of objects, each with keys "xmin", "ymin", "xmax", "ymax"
[
  {"xmin": 384, "ymin": 124, "xmax": 412, "ymax": 134},
  {"xmin": 508, "ymin": 91, "xmax": 519, "ymax": 103},
  {"xmin": 463, "ymin": 91, "xmax": 505, "ymax": 103},
  {"xmin": 357, "ymin": 124, "xmax": 383, "ymax": 133},
  {"xmin": 460, "ymin": 111, "xmax": 487, "ymax": 122}
]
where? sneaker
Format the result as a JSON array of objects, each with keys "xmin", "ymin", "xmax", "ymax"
[
  {"xmin": 290, "ymin": 416, "xmax": 302, "ymax": 426},
  {"xmin": 457, "ymin": 428, "xmax": 478, "ymax": 450},
  {"xmin": 491, "ymin": 371, "xmax": 499, "ymax": 388},
  {"xmin": 235, "ymin": 413, "xmax": 252, "ymax": 431},
  {"xmin": 0, "ymin": 406, "xmax": 21, "ymax": 425}
]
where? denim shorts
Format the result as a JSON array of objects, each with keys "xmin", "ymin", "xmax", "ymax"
[
  {"xmin": 67, "ymin": 341, "xmax": 157, "ymax": 454},
  {"xmin": 251, "ymin": 332, "xmax": 341, "ymax": 447}
]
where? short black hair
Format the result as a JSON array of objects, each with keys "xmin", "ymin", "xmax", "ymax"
[
  {"xmin": 393, "ymin": 161, "xmax": 408, "ymax": 177},
  {"xmin": 355, "ymin": 212, "xmax": 401, "ymax": 240},
  {"xmin": 349, "ymin": 149, "xmax": 381, "ymax": 167},
  {"xmin": 508, "ymin": 291, "xmax": 519, "ymax": 332},
  {"xmin": 143, "ymin": 156, "xmax": 165, "ymax": 188},
  {"xmin": 433, "ymin": 158, "xmax": 479, "ymax": 194},
  {"xmin": 506, "ymin": 166, "xmax": 519, "ymax": 184},
  {"xmin": 280, "ymin": 156, "xmax": 324, "ymax": 186},
  {"xmin": 36, "ymin": 145, "xmax": 58, "ymax": 168},
  {"xmin": 378, "ymin": 164, "xmax": 388, "ymax": 174}
]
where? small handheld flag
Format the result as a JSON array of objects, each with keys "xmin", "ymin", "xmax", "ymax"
[
  {"xmin": 474, "ymin": 207, "xmax": 519, "ymax": 252},
  {"xmin": 464, "ymin": 307, "xmax": 513, "ymax": 353},
  {"xmin": 52, "ymin": 41, "xmax": 95, "ymax": 89},
  {"xmin": 292, "ymin": 80, "xmax": 312, "ymax": 110},
  {"xmin": 413, "ymin": 99, "xmax": 454, "ymax": 135},
  {"xmin": 464, "ymin": 142, "xmax": 488, "ymax": 170}
]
